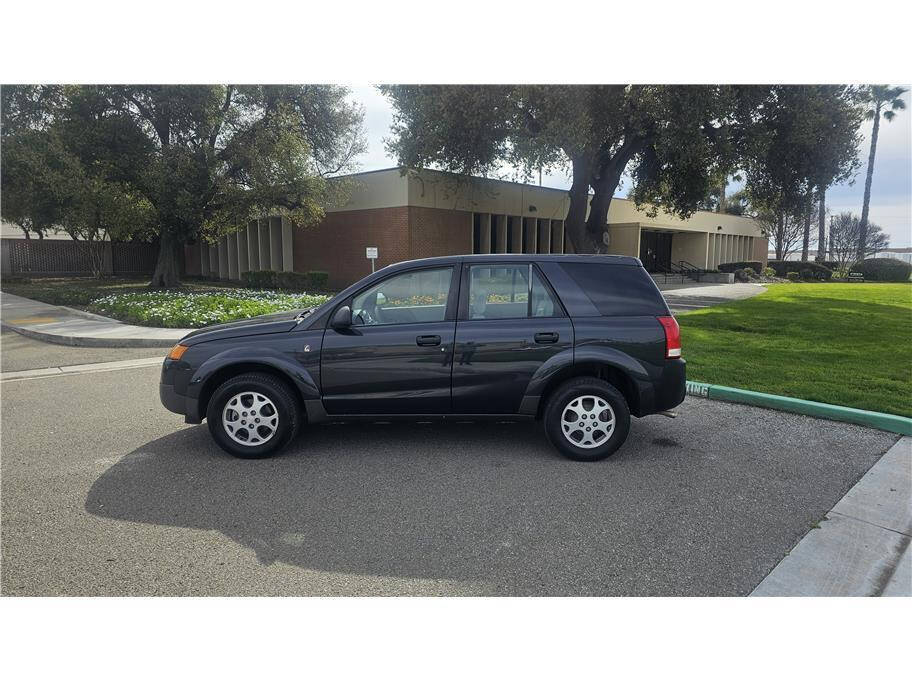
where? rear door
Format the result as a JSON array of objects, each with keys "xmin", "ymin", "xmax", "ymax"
[
  {"xmin": 451, "ymin": 262, "xmax": 572, "ymax": 414},
  {"xmin": 320, "ymin": 265, "xmax": 458, "ymax": 414}
]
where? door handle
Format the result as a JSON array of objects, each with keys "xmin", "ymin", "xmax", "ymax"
[
  {"xmin": 534, "ymin": 332, "xmax": 559, "ymax": 344},
  {"xmin": 416, "ymin": 335, "xmax": 441, "ymax": 346}
]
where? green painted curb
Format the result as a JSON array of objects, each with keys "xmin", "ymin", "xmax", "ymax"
[{"xmin": 685, "ymin": 380, "xmax": 912, "ymax": 436}]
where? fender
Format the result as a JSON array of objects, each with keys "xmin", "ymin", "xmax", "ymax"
[
  {"xmin": 519, "ymin": 343, "xmax": 655, "ymax": 416},
  {"xmin": 186, "ymin": 339, "xmax": 322, "ymax": 421}
]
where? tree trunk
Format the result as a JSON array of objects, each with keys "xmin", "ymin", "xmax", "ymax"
[
  {"xmin": 816, "ymin": 189, "xmax": 828, "ymax": 262},
  {"xmin": 563, "ymin": 154, "xmax": 601, "ymax": 253},
  {"xmin": 800, "ymin": 197, "xmax": 811, "ymax": 262},
  {"xmin": 775, "ymin": 213, "xmax": 784, "ymax": 260},
  {"xmin": 149, "ymin": 230, "xmax": 183, "ymax": 288},
  {"xmin": 857, "ymin": 103, "xmax": 881, "ymax": 261}
]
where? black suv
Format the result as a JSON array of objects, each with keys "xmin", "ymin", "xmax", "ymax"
[{"xmin": 160, "ymin": 254, "xmax": 685, "ymax": 461}]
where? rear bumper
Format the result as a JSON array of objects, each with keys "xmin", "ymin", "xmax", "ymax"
[{"xmin": 652, "ymin": 358, "xmax": 686, "ymax": 413}]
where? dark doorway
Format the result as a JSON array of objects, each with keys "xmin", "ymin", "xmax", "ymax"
[{"xmin": 639, "ymin": 231, "xmax": 673, "ymax": 272}]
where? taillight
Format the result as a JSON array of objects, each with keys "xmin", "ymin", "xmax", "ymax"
[{"xmin": 657, "ymin": 316, "xmax": 681, "ymax": 359}]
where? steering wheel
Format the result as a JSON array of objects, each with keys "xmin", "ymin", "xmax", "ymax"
[{"xmin": 355, "ymin": 305, "xmax": 377, "ymax": 326}]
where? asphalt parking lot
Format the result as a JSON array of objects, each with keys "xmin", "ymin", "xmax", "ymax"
[{"xmin": 0, "ymin": 333, "xmax": 899, "ymax": 596}]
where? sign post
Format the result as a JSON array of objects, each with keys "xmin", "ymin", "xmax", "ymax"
[{"xmin": 366, "ymin": 246, "xmax": 378, "ymax": 273}]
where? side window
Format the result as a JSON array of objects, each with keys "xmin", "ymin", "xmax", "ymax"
[
  {"xmin": 351, "ymin": 267, "xmax": 452, "ymax": 326},
  {"xmin": 468, "ymin": 265, "xmax": 529, "ymax": 320},
  {"xmin": 530, "ymin": 269, "xmax": 559, "ymax": 317}
]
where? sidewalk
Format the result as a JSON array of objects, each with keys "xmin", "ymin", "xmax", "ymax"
[
  {"xmin": 1, "ymin": 292, "xmax": 192, "ymax": 348},
  {"xmin": 658, "ymin": 282, "xmax": 767, "ymax": 313},
  {"xmin": 751, "ymin": 436, "xmax": 911, "ymax": 596}
]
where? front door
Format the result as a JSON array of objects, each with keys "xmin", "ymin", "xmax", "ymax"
[
  {"xmin": 451, "ymin": 263, "xmax": 573, "ymax": 414},
  {"xmin": 320, "ymin": 266, "xmax": 458, "ymax": 414},
  {"xmin": 639, "ymin": 231, "xmax": 673, "ymax": 272}
]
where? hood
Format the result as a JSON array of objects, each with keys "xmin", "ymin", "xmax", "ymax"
[{"xmin": 180, "ymin": 308, "xmax": 312, "ymax": 346}]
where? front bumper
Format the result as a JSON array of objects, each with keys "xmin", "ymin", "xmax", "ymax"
[{"xmin": 160, "ymin": 381, "xmax": 187, "ymax": 416}]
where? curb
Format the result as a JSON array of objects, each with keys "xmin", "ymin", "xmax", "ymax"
[
  {"xmin": 686, "ymin": 380, "xmax": 912, "ymax": 436},
  {"xmin": 0, "ymin": 321, "xmax": 182, "ymax": 348}
]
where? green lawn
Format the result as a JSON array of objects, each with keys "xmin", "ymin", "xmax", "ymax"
[{"xmin": 678, "ymin": 283, "xmax": 912, "ymax": 417}]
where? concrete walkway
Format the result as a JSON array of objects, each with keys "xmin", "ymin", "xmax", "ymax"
[
  {"xmin": 658, "ymin": 282, "xmax": 767, "ymax": 313},
  {"xmin": 1, "ymin": 292, "xmax": 192, "ymax": 348},
  {"xmin": 751, "ymin": 436, "xmax": 911, "ymax": 596}
]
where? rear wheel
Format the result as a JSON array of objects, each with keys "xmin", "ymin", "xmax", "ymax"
[
  {"xmin": 543, "ymin": 377, "xmax": 630, "ymax": 462},
  {"xmin": 206, "ymin": 372, "xmax": 301, "ymax": 458}
]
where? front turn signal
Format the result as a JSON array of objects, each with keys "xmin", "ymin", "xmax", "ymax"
[{"xmin": 167, "ymin": 344, "xmax": 189, "ymax": 361}]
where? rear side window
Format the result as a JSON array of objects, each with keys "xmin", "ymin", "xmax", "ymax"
[{"xmin": 559, "ymin": 263, "xmax": 667, "ymax": 316}]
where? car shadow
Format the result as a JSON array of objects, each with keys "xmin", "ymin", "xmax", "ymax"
[{"xmin": 85, "ymin": 418, "xmax": 671, "ymax": 589}]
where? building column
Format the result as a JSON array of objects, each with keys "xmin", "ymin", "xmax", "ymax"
[
  {"xmin": 551, "ymin": 220, "xmax": 565, "ymax": 253},
  {"xmin": 199, "ymin": 241, "xmax": 210, "ymax": 277},
  {"xmin": 227, "ymin": 232, "xmax": 239, "ymax": 280},
  {"xmin": 494, "ymin": 215, "xmax": 508, "ymax": 253},
  {"xmin": 237, "ymin": 230, "xmax": 249, "ymax": 277},
  {"xmin": 258, "ymin": 218, "xmax": 272, "ymax": 270},
  {"xmin": 247, "ymin": 221, "xmax": 260, "ymax": 271},
  {"xmin": 217, "ymin": 237, "xmax": 229, "ymax": 280},
  {"xmin": 510, "ymin": 217, "xmax": 523, "ymax": 253},
  {"xmin": 537, "ymin": 219, "xmax": 551, "ymax": 254},
  {"xmin": 479, "ymin": 214, "xmax": 492, "ymax": 254},
  {"xmin": 269, "ymin": 217, "xmax": 283, "ymax": 271},
  {"xmin": 208, "ymin": 245, "xmax": 218, "ymax": 277},
  {"xmin": 523, "ymin": 217, "xmax": 537, "ymax": 254},
  {"xmin": 281, "ymin": 217, "xmax": 294, "ymax": 272}
]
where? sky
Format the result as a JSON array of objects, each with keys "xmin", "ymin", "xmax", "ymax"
[{"xmin": 349, "ymin": 86, "xmax": 912, "ymax": 248}]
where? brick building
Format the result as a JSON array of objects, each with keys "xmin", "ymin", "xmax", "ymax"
[{"xmin": 181, "ymin": 167, "xmax": 768, "ymax": 289}]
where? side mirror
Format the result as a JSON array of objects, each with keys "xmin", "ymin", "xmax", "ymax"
[{"xmin": 330, "ymin": 305, "xmax": 352, "ymax": 329}]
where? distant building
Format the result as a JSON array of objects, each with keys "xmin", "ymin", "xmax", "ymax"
[{"xmin": 186, "ymin": 167, "xmax": 768, "ymax": 289}]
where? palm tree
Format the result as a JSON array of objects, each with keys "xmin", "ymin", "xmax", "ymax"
[{"xmin": 857, "ymin": 85, "xmax": 907, "ymax": 261}]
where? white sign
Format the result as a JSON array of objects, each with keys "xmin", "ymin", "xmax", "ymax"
[{"xmin": 366, "ymin": 247, "xmax": 378, "ymax": 259}]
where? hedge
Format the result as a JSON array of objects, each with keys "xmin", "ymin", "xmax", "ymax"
[
  {"xmin": 241, "ymin": 270, "xmax": 330, "ymax": 291},
  {"xmin": 718, "ymin": 261, "xmax": 763, "ymax": 273},
  {"xmin": 853, "ymin": 258, "xmax": 912, "ymax": 282},
  {"xmin": 767, "ymin": 260, "xmax": 833, "ymax": 281}
]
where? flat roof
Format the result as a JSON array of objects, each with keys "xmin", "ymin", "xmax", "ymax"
[{"xmin": 328, "ymin": 166, "xmax": 761, "ymax": 224}]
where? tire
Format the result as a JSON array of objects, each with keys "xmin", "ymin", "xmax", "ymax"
[
  {"xmin": 206, "ymin": 372, "xmax": 302, "ymax": 459},
  {"xmin": 543, "ymin": 377, "xmax": 631, "ymax": 462}
]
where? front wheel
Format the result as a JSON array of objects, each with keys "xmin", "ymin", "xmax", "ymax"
[
  {"xmin": 543, "ymin": 377, "xmax": 631, "ymax": 462},
  {"xmin": 206, "ymin": 372, "xmax": 302, "ymax": 458}
]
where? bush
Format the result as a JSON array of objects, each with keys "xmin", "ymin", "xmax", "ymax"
[
  {"xmin": 241, "ymin": 270, "xmax": 276, "ymax": 289},
  {"xmin": 763, "ymin": 267, "xmax": 776, "ymax": 278},
  {"xmin": 306, "ymin": 270, "xmax": 329, "ymax": 290},
  {"xmin": 853, "ymin": 258, "xmax": 912, "ymax": 282},
  {"xmin": 242, "ymin": 269, "xmax": 330, "ymax": 291},
  {"xmin": 718, "ymin": 261, "xmax": 762, "ymax": 274},
  {"xmin": 767, "ymin": 260, "xmax": 833, "ymax": 281},
  {"xmin": 786, "ymin": 272, "xmax": 801, "ymax": 282},
  {"xmin": 275, "ymin": 271, "xmax": 310, "ymax": 291},
  {"xmin": 734, "ymin": 268, "xmax": 750, "ymax": 282}
]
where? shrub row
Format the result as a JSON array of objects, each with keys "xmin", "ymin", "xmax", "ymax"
[
  {"xmin": 853, "ymin": 258, "xmax": 912, "ymax": 282},
  {"xmin": 767, "ymin": 260, "xmax": 833, "ymax": 281},
  {"xmin": 718, "ymin": 261, "xmax": 763, "ymax": 274},
  {"xmin": 241, "ymin": 270, "xmax": 329, "ymax": 291}
]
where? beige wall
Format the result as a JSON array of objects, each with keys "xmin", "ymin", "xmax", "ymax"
[
  {"xmin": 607, "ymin": 223, "xmax": 641, "ymax": 258},
  {"xmin": 671, "ymin": 230, "xmax": 710, "ymax": 267}
]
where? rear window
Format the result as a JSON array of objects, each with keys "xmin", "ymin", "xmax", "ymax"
[{"xmin": 559, "ymin": 263, "xmax": 667, "ymax": 316}]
